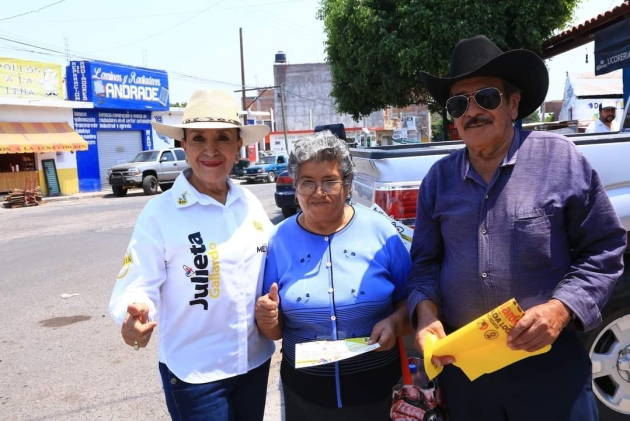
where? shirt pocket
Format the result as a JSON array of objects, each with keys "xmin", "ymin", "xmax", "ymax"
[{"xmin": 513, "ymin": 208, "xmax": 561, "ymax": 269}]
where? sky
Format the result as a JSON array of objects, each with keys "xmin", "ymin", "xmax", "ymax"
[{"xmin": 0, "ymin": 0, "xmax": 625, "ymax": 106}]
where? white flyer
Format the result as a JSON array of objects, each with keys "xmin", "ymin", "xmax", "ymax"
[{"xmin": 295, "ymin": 337, "xmax": 380, "ymax": 368}]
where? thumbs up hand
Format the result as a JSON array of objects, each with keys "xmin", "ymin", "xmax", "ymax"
[
  {"xmin": 268, "ymin": 282, "xmax": 280, "ymax": 304},
  {"xmin": 256, "ymin": 283, "xmax": 281, "ymax": 329}
]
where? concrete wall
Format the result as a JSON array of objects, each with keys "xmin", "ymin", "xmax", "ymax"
[{"xmin": 273, "ymin": 63, "xmax": 383, "ymax": 131}]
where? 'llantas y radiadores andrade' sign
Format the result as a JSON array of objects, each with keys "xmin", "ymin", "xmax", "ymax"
[{"xmin": 66, "ymin": 60, "xmax": 169, "ymax": 110}]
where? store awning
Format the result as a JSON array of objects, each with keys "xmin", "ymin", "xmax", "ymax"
[{"xmin": 0, "ymin": 122, "xmax": 89, "ymax": 154}]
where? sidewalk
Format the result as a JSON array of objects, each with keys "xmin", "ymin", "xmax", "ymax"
[
  {"xmin": 43, "ymin": 191, "xmax": 110, "ymax": 202},
  {"xmin": 264, "ymin": 343, "xmax": 284, "ymax": 421}
]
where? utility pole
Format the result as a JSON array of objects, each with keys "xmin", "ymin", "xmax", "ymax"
[
  {"xmin": 239, "ymin": 28, "xmax": 247, "ymax": 126},
  {"xmin": 233, "ymin": 85, "xmax": 289, "ymax": 152},
  {"xmin": 280, "ymin": 83, "xmax": 289, "ymax": 152}
]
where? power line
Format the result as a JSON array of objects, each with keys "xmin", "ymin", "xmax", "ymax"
[
  {"xmin": 0, "ymin": 0, "xmax": 66, "ymax": 21},
  {"xmin": 0, "ymin": 34, "xmax": 261, "ymax": 90},
  {"xmin": 283, "ymin": 90, "xmax": 330, "ymax": 106},
  {"xmin": 82, "ymin": 0, "xmax": 230, "ymax": 54},
  {"xmin": 0, "ymin": 0, "xmax": 310, "ymax": 24}
]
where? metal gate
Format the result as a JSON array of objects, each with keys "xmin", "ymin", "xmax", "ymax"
[{"xmin": 96, "ymin": 131, "xmax": 143, "ymax": 190}]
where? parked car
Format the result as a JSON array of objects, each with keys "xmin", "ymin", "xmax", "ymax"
[
  {"xmin": 243, "ymin": 154, "xmax": 288, "ymax": 183},
  {"xmin": 107, "ymin": 148, "xmax": 188, "ymax": 197},
  {"xmin": 274, "ymin": 170, "xmax": 299, "ymax": 218}
]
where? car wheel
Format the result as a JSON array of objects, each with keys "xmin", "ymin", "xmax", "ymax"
[
  {"xmin": 584, "ymin": 257, "xmax": 630, "ymax": 420},
  {"xmin": 112, "ymin": 186, "xmax": 127, "ymax": 197},
  {"xmin": 586, "ymin": 307, "xmax": 630, "ymax": 420},
  {"xmin": 160, "ymin": 183, "xmax": 173, "ymax": 192},
  {"xmin": 142, "ymin": 175, "xmax": 159, "ymax": 195},
  {"xmin": 267, "ymin": 171, "xmax": 276, "ymax": 183},
  {"xmin": 282, "ymin": 206, "xmax": 297, "ymax": 218}
]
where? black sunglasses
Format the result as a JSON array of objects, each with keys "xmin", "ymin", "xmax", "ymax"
[{"xmin": 445, "ymin": 87, "xmax": 504, "ymax": 119}]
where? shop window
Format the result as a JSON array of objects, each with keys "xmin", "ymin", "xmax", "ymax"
[{"xmin": 0, "ymin": 152, "xmax": 36, "ymax": 172}]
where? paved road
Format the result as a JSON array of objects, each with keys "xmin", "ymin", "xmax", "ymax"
[{"xmin": 0, "ymin": 183, "xmax": 285, "ymax": 421}]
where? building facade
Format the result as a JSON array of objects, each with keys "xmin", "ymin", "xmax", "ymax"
[
  {"xmin": 66, "ymin": 60, "xmax": 171, "ymax": 192},
  {"xmin": 558, "ymin": 70, "xmax": 624, "ymax": 130},
  {"xmin": 0, "ymin": 57, "xmax": 90, "ymax": 196},
  {"xmin": 267, "ymin": 53, "xmax": 430, "ymax": 149}
]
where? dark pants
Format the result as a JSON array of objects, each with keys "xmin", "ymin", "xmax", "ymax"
[
  {"xmin": 439, "ymin": 328, "xmax": 598, "ymax": 421},
  {"xmin": 159, "ymin": 359, "xmax": 271, "ymax": 421},
  {"xmin": 283, "ymin": 381, "xmax": 391, "ymax": 421}
]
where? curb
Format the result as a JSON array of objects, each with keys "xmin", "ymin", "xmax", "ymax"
[
  {"xmin": 41, "ymin": 179, "xmax": 249, "ymax": 203},
  {"xmin": 44, "ymin": 192, "xmax": 110, "ymax": 203}
]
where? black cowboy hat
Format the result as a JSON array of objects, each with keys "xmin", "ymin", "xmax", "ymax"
[{"xmin": 419, "ymin": 35, "xmax": 549, "ymax": 120}]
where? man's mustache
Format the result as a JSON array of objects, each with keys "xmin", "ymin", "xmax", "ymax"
[{"xmin": 464, "ymin": 116, "xmax": 493, "ymax": 129}]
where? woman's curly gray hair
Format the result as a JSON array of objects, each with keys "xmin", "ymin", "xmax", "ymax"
[{"xmin": 287, "ymin": 130, "xmax": 354, "ymax": 183}]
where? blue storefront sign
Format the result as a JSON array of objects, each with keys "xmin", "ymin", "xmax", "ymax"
[
  {"xmin": 74, "ymin": 109, "xmax": 154, "ymax": 192},
  {"xmin": 594, "ymin": 18, "xmax": 630, "ymax": 76},
  {"xmin": 66, "ymin": 61, "xmax": 169, "ymax": 110}
]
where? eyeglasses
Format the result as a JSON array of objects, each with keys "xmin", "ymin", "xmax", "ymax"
[
  {"xmin": 296, "ymin": 180, "xmax": 344, "ymax": 195},
  {"xmin": 445, "ymin": 87, "xmax": 503, "ymax": 119}
]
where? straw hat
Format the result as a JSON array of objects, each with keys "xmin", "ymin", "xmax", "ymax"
[
  {"xmin": 419, "ymin": 35, "xmax": 549, "ymax": 120},
  {"xmin": 151, "ymin": 89, "xmax": 270, "ymax": 146}
]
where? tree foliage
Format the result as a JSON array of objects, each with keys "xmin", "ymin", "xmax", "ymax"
[
  {"xmin": 318, "ymin": 0, "xmax": 582, "ymax": 120},
  {"xmin": 522, "ymin": 110, "xmax": 542, "ymax": 124}
]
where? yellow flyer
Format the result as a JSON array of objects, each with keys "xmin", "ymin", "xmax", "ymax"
[{"xmin": 424, "ymin": 298, "xmax": 552, "ymax": 381}]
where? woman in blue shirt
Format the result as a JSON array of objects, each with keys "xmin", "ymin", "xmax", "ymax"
[{"xmin": 255, "ymin": 131, "xmax": 412, "ymax": 421}]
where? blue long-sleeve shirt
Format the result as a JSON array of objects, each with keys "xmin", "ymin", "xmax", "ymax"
[{"xmin": 407, "ymin": 128, "xmax": 626, "ymax": 332}]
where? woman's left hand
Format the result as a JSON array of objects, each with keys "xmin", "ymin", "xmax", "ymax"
[{"xmin": 368, "ymin": 318, "xmax": 397, "ymax": 351}]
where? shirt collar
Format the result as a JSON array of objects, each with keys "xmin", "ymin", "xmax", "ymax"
[
  {"xmin": 461, "ymin": 127, "xmax": 521, "ymax": 179},
  {"xmin": 171, "ymin": 168, "xmax": 244, "ymax": 208}
]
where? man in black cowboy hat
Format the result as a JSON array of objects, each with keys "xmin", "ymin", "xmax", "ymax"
[{"xmin": 406, "ymin": 35, "xmax": 626, "ymax": 420}]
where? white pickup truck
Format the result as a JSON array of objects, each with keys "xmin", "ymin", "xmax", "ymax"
[{"xmin": 350, "ymin": 105, "xmax": 630, "ymax": 420}]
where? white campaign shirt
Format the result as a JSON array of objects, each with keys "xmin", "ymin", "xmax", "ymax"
[
  {"xmin": 109, "ymin": 169, "xmax": 275, "ymax": 383},
  {"xmin": 585, "ymin": 118, "xmax": 619, "ymax": 133}
]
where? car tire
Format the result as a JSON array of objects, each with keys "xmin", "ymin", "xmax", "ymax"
[
  {"xmin": 267, "ymin": 171, "xmax": 276, "ymax": 183},
  {"xmin": 583, "ymin": 255, "xmax": 630, "ymax": 420},
  {"xmin": 160, "ymin": 183, "xmax": 173, "ymax": 192},
  {"xmin": 112, "ymin": 186, "xmax": 127, "ymax": 197},
  {"xmin": 142, "ymin": 175, "xmax": 159, "ymax": 195},
  {"xmin": 282, "ymin": 206, "xmax": 297, "ymax": 218}
]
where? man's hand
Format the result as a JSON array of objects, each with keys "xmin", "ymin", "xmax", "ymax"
[
  {"xmin": 414, "ymin": 301, "xmax": 455, "ymax": 367},
  {"xmin": 507, "ymin": 299, "xmax": 570, "ymax": 352},
  {"xmin": 122, "ymin": 302, "xmax": 157, "ymax": 350},
  {"xmin": 255, "ymin": 283, "xmax": 280, "ymax": 329}
]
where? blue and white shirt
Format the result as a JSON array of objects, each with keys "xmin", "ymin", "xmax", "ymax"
[
  {"xmin": 263, "ymin": 205, "xmax": 411, "ymax": 407},
  {"xmin": 110, "ymin": 168, "xmax": 275, "ymax": 384}
]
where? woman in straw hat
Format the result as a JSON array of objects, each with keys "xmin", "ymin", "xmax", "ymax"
[{"xmin": 109, "ymin": 89, "xmax": 274, "ymax": 421}]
